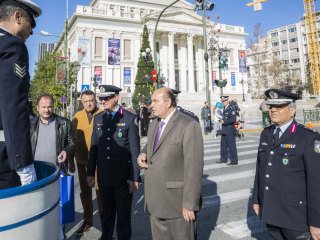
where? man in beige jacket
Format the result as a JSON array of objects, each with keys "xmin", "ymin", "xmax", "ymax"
[
  {"xmin": 72, "ymin": 90, "xmax": 103, "ymax": 236},
  {"xmin": 138, "ymin": 87, "xmax": 204, "ymax": 240}
]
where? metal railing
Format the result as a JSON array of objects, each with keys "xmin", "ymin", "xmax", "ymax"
[{"xmin": 303, "ymin": 109, "xmax": 320, "ymax": 124}]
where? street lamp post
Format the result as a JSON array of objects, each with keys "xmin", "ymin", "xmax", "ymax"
[
  {"xmin": 240, "ymin": 77, "xmax": 246, "ymax": 102},
  {"xmin": 72, "ymin": 62, "xmax": 81, "ymax": 116}
]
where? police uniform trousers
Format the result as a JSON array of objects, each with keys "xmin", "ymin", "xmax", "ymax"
[
  {"xmin": 76, "ymin": 163, "xmax": 104, "ymax": 226},
  {"xmin": 150, "ymin": 215, "xmax": 197, "ymax": 240},
  {"xmin": 266, "ymin": 224, "xmax": 311, "ymax": 240},
  {"xmin": 220, "ymin": 134, "xmax": 238, "ymax": 164},
  {"xmin": 0, "ymin": 142, "xmax": 21, "ymax": 189},
  {"xmin": 99, "ymin": 183, "xmax": 133, "ymax": 240}
]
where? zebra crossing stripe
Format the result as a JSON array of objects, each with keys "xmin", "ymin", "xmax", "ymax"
[
  {"xmin": 204, "ymin": 143, "xmax": 257, "ymax": 154},
  {"xmin": 204, "ymin": 150, "xmax": 257, "ymax": 161},
  {"xmin": 217, "ymin": 216, "xmax": 267, "ymax": 239},
  {"xmin": 202, "ymin": 188, "xmax": 251, "ymax": 208},
  {"xmin": 203, "ymin": 170, "xmax": 255, "ymax": 183},
  {"xmin": 204, "ymin": 158, "xmax": 256, "ymax": 171},
  {"xmin": 204, "ymin": 140, "xmax": 257, "ymax": 148}
]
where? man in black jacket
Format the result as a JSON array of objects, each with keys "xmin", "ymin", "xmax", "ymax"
[
  {"xmin": 0, "ymin": 0, "xmax": 42, "ymax": 189},
  {"xmin": 30, "ymin": 93, "xmax": 75, "ymax": 171},
  {"xmin": 253, "ymin": 89, "xmax": 320, "ymax": 240}
]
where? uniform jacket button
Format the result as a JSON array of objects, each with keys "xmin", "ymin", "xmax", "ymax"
[
  {"xmin": 270, "ymin": 151, "xmax": 274, "ymax": 155},
  {"xmin": 265, "ymin": 186, "xmax": 269, "ymax": 190},
  {"xmin": 266, "ymin": 174, "xmax": 270, "ymax": 178},
  {"xmin": 268, "ymin": 162, "xmax": 272, "ymax": 166},
  {"xmin": 16, "ymin": 154, "xmax": 20, "ymax": 158}
]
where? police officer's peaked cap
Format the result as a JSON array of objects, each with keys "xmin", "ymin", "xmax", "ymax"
[
  {"xmin": 220, "ymin": 96, "xmax": 229, "ymax": 102},
  {"xmin": 0, "ymin": 0, "xmax": 42, "ymax": 28},
  {"xmin": 98, "ymin": 85, "xmax": 122, "ymax": 97},
  {"xmin": 265, "ymin": 89, "xmax": 300, "ymax": 105},
  {"xmin": 170, "ymin": 89, "xmax": 181, "ymax": 95}
]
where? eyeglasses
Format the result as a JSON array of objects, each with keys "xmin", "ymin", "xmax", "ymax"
[
  {"xmin": 267, "ymin": 104, "xmax": 289, "ymax": 110},
  {"xmin": 99, "ymin": 95, "xmax": 115, "ymax": 101}
]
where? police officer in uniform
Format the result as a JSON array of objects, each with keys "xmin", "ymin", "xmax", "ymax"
[
  {"xmin": 216, "ymin": 96, "xmax": 238, "ymax": 165},
  {"xmin": 87, "ymin": 85, "xmax": 140, "ymax": 240},
  {"xmin": 0, "ymin": 0, "xmax": 41, "ymax": 189},
  {"xmin": 253, "ymin": 89, "xmax": 320, "ymax": 240},
  {"xmin": 171, "ymin": 89, "xmax": 200, "ymax": 123}
]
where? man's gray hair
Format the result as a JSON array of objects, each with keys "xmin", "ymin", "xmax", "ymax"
[
  {"xmin": 0, "ymin": 5, "xmax": 21, "ymax": 22},
  {"xmin": 288, "ymin": 102, "xmax": 296, "ymax": 109}
]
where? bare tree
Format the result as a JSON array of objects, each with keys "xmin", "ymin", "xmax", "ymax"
[{"xmin": 247, "ymin": 23, "xmax": 269, "ymax": 98}]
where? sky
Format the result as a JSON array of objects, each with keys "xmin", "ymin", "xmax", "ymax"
[{"xmin": 27, "ymin": 0, "xmax": 320, "ymax": 77}]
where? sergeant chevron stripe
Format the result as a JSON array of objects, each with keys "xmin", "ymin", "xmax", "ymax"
[{"xmin": 14, "ymin": 62, "xmax": 26, "ymax": 78}]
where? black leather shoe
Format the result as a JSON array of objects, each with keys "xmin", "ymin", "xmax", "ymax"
[
  {"xmin": 216, "ymin": 160, "xmax": 227, "ymax": 164},
  {"xmin": 227, "ymin": 162, "xmax": 238, "ymax": 166},
  {"xmin": 75, "ymin": 222, "xmax": 93, "ymax": 236}
]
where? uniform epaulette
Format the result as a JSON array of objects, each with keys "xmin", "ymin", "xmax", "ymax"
[{"xmin": 297, "ymin": 123, "xmax": 318, "ymax": 133}]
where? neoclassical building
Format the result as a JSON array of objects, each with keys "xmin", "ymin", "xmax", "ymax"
[{"xmin": 55, "ymin": 0, "xmax": 249, "ymax": 103}]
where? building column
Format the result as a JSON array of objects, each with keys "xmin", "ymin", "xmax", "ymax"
[
  {"xmin": 187, "ymin": 33, "xmax": 195, "ymax": 92},
  {"xmin": 179, "ymin": 35, "xmax": 187, "ymax": 92},
  {"xmin": 197, "ymin": 37, "xmax": 204, "ymax": 92},
  {"xmin": 160, "ymin": 33, "xmax": 168, "ymax": 84},
  {"xmin": 168, "ymin": 32, "xmax": 175, "ymax": 89}
]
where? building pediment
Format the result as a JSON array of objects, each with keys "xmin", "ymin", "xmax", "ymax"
[{"xmin": 146, "ymin": 9, "xmax": 202, "ymax": 26}]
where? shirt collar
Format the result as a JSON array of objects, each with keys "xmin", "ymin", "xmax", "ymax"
[
  {"xmin": 275, "ymin": 119, "xmax": 293, "ymax": 134},
  {"xmin": 106, "ymin": 105, "xmax": 120, "ymax": 118}
]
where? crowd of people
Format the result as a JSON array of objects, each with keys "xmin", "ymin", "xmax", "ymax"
[{"xmin": 1, "ymin": 1, "xmax": 320, "ymax": 240}]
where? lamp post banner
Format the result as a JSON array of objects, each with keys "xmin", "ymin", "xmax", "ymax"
[
  {"xmin": 77, "ymin": 36, "xmax": 91, "ymax": 67},
  {"xmin": 123, "ymin": 67, "xmax": 131, "ymax": 86},
  {"xmin": 231, "ymin": 72, "xmax": 236, "ymax": 87},
  {"xmin": 108, "ymin": 38, "xmax": 120, "ymax": 67},
  {"xmin": 238, "ymin": 50, "xmax": 247, "ymax": 73}
]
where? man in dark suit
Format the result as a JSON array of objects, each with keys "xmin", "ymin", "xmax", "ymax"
[
  {"xmin": 253, "ymin": 89, "xmax": 320, "ymax": 240},
  {"xmin": 0, "ymin": 0, "xmax": 42, "ymax": 189},
  {"xmin": 137, "ymin": 102, "xmax": 149, "ymax": 137},
  {"xmin": 138, "ymin": 87, "xmax": 203, "ymax": 240},
  {"xmin": 87, "ymin": 85, "xmax": 140, "ymax": 240},
  {"xmin": 216, "ymin": 96, "xmax": 238, "ymax": 165}
]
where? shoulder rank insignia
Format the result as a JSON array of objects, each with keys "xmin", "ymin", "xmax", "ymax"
[
  {"xmin": 314, "ymin": 140, "xmax": 320, "ymax": 153},
  {"xmin": 0, "ymin": 33, "xmax": 4, "ymax": 37},
  {"xmin": 280, "ymin": 144, "xmax": 296, "ymax": 149},
  {"xmin": 13, "ymin": 62, "xmax": 26, "ymax": 78}
]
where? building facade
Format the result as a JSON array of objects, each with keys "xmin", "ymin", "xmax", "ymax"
[
  {"xmin": 38, "ymin": 43, "xmax": 55, "ymax": 61},
  {"xmin": 55, "ymin": 0, "xmax": 248, "ymax": 103},
  {"xmin": 247, "ymin": 11, "xmax": 320, "ymax": 97}
]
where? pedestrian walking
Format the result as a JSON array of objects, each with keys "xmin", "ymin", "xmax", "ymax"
[
  {"xmin": 201, "ymin": 101, "xmax": 212, "ymax": 134},
  {"xmin": 0, "ymin": 0, "xmax": 42, "ymax": 189},
  {"xmin": 137, "ymin": 102, "xmax": 149, "ymax": 137},
  {"xmin": 87, "ymin": 85, "xmax": 140, "ymax": 240},
  {"xmin": 253, "ymin": 88, "xmax": 320, "ymax": 240},
  {"xmin": 72, "ymin": 90, "xmax": 104, "ymax": 237},
  {"xmin": 260, "ymin": 97, "xmax": 271, "ymax": 127},
  {"xmin": 212, "ymin": 102, "xmax": 223, "ymax": 137},
  {"xmin": 216, "ymin": 96, "xmax": 238, "ymax": 165},
  {"xmin": 137, "ymin": 87, "xmax": 204, "ymax": 240}
]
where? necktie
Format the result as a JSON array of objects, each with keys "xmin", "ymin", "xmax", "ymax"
[
  {"xmin": 273, "ymin": 128, "xmax": 281, "ymax": 147},
  {"xmin": 107, "ymin": 113, "xmax": 113, "ymax": 120},
  {"xmin": 153, "ymin": 121, "xmax": 165, "ymax": 152}
]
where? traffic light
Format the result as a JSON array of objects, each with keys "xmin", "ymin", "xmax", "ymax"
[
  {"xmin": 195, "ymin": 0, "xmax": 203, "ymax": 10},
  {"xmin": 206, "ymin": 2, "xmax": 215, "ymax": 11}
]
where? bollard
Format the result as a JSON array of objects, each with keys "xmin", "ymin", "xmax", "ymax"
[{"xmin": 307, "ymin": 120, "xmax": 313, "ymax": 129}]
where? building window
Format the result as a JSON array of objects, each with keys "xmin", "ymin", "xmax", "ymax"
[
  {"xmin": 282, "ymin": 50, "xmax": 288, "ymax": 55},
  {"xmin": 281, "ymin": 39, "xmax": 287, "ymax": 44},
  {"xmin": 193, "ymin": 46, "xmax": 196, "ymax": 60},
  {"xmin": 290, "ymin": 48, "xmax": 299, "ymax": 53},
  {"xmin": 272, "ymin": 42, "xmax": 279, "ymax": 47},
  {"xmin": 283, "ymin": 60, "xmax": 289, "ymax": 64},
  {"xmin": 174, "ymin": 44, "xmax": 178, "ymax": 60},
  {"xmin": 289, "ymin": 37, "xmax": 298, "ymax": 43},
  {"xmin": 123, "ymin": 39, "xmax": 131, "ymax": 60},
  {"xmin": 280, "ymin": 30, "xmax": 286, "ymax": 35},
  {"xmin": 94, "ymin": 37, "xmax": 103, "ymax": 57},
  {"xmin": 271, "ymin": 32, "xmax": 278, "ymax": 37},
  {"xmin": 292, "ymin": 58, "xmax": 300, "ymax": 63},
  {"xmin": 273, "ymin": 51, "xmax": 280, "ymax": 56},
  {"xmin": 288, "ymin": 27, "xmax": 297, "ymax": 33}
]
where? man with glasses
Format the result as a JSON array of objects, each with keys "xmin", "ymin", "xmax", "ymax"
[
  {"xmin": 87, "ymin": 85, "xmax": 140, "ymax": 240},
  {"xmin": 253, "ymin": 89, "xmax": 320, "ymax": 240},
  {"xmin": 0, "ymin": 0, "xmax": 41, "ymax": 189}
]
